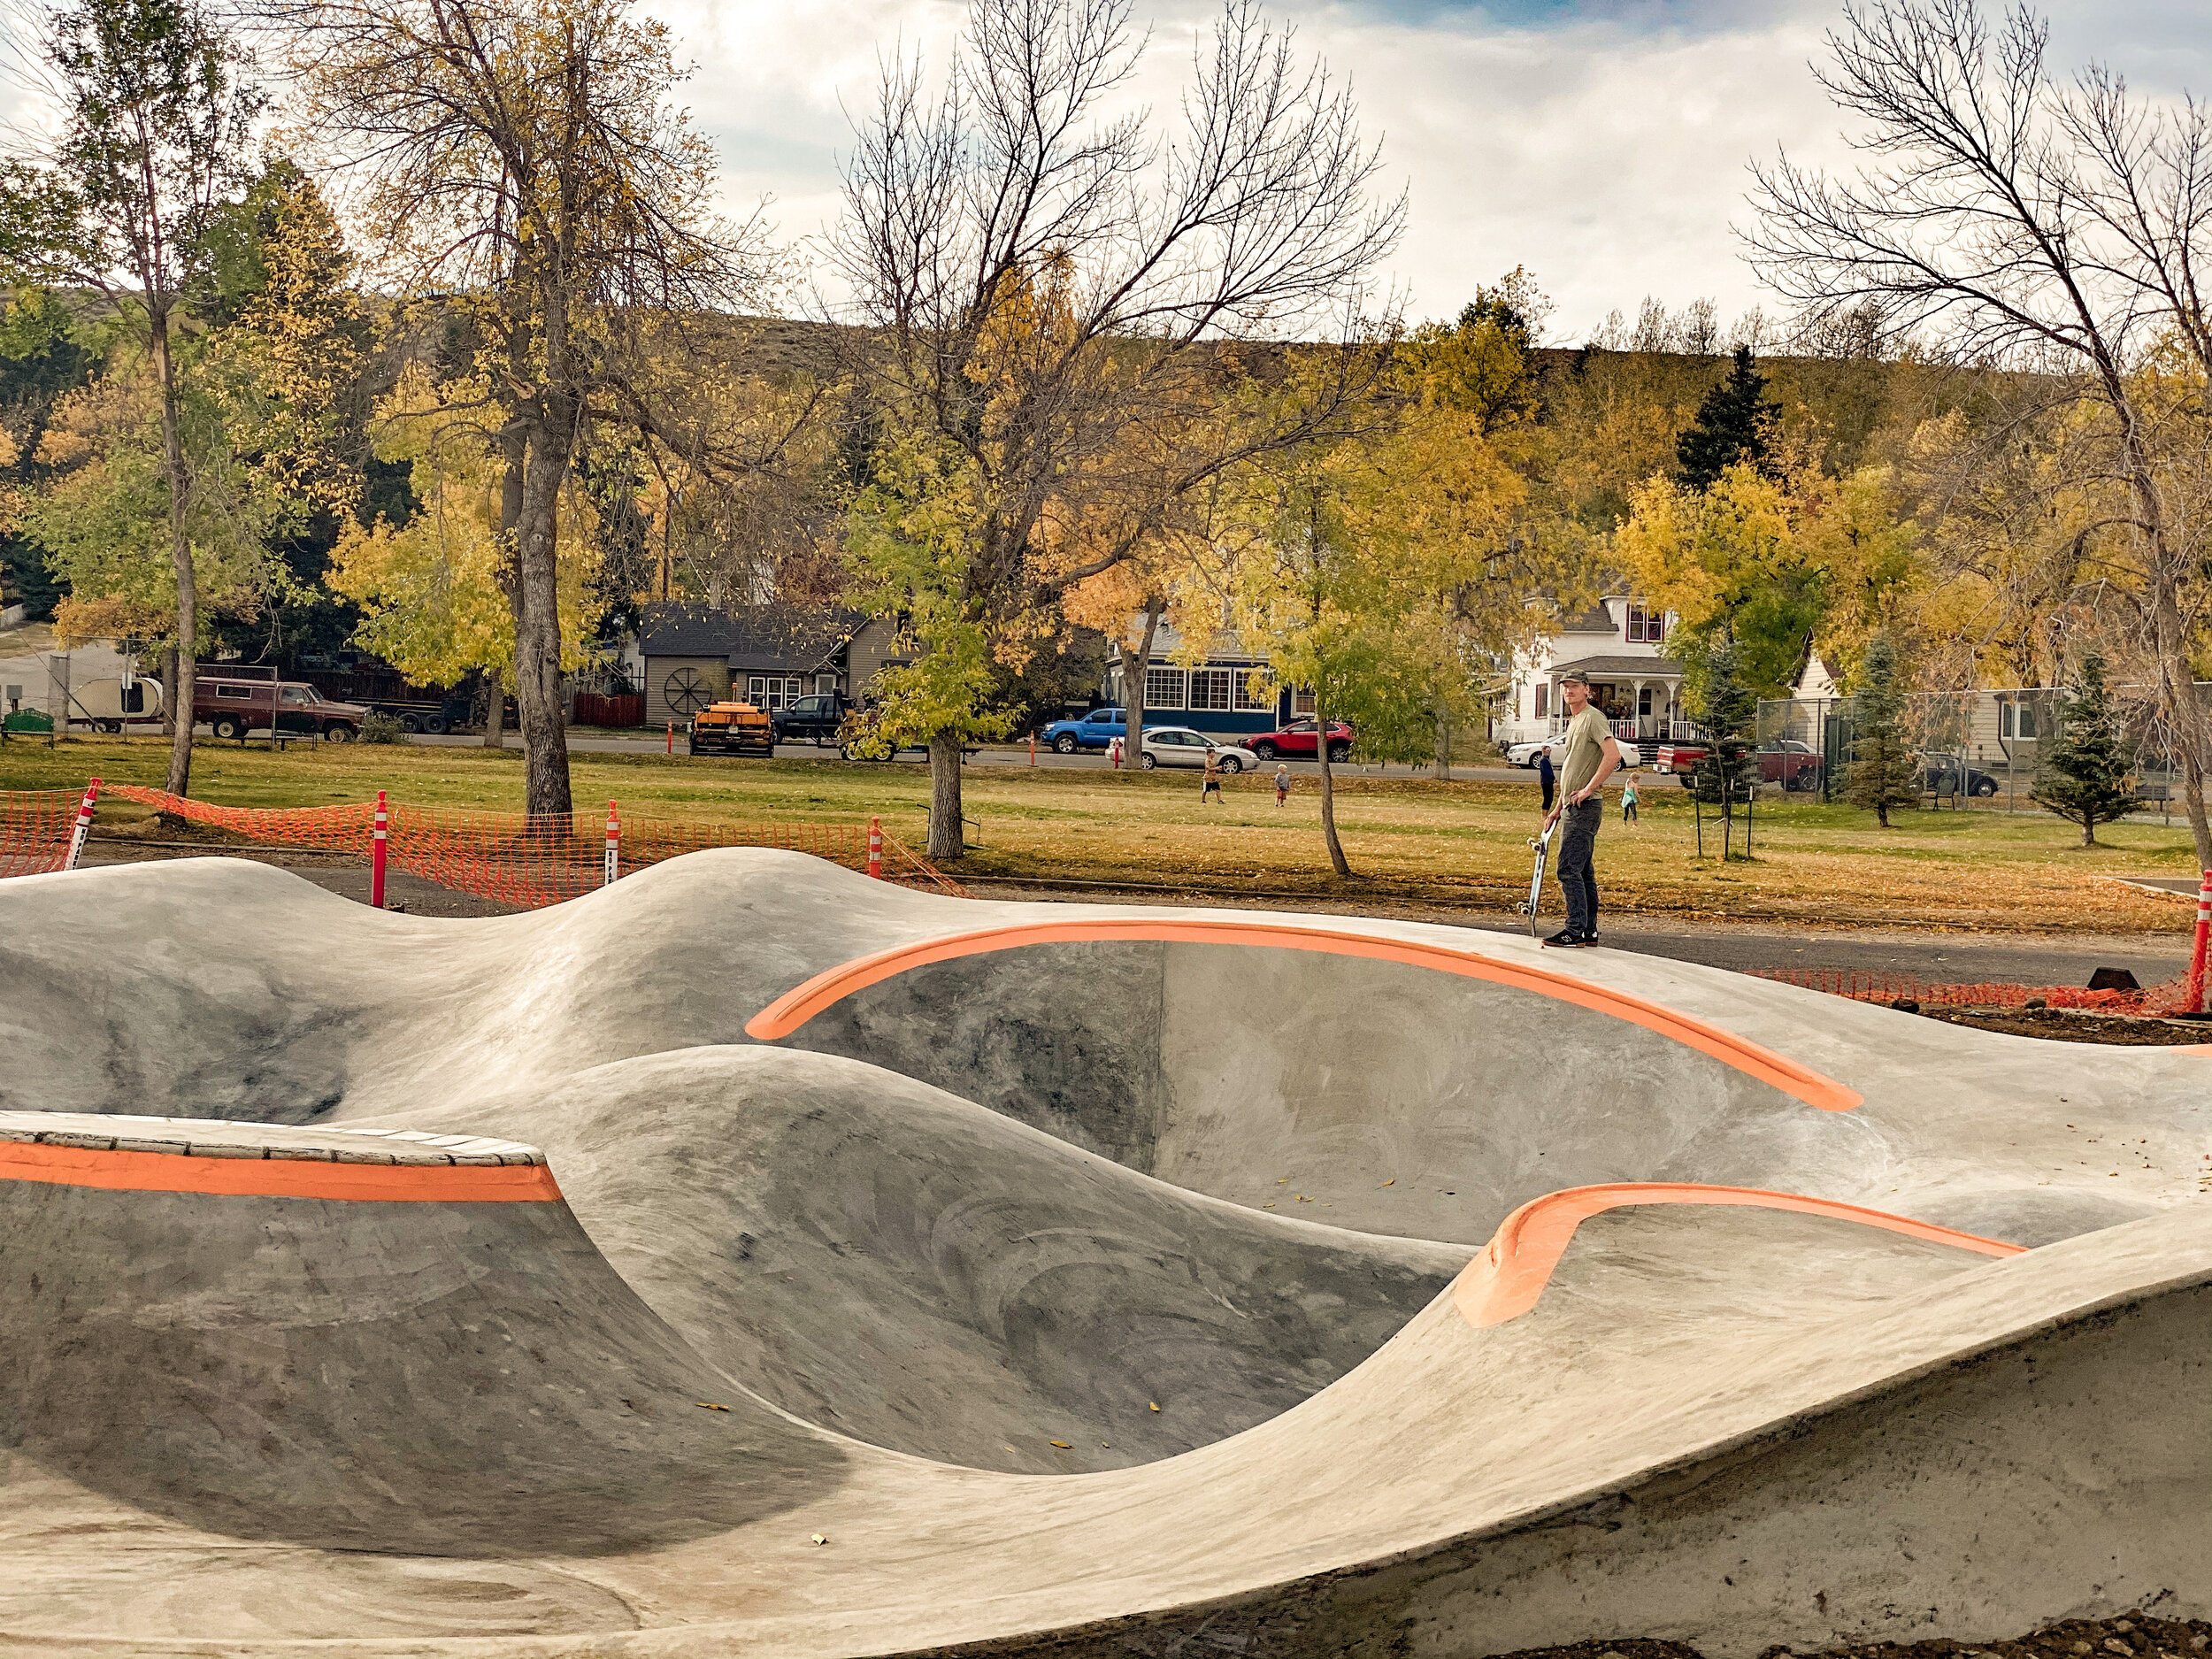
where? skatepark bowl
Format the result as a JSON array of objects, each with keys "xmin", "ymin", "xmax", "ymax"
[{"xmin": 0, "ymin": 849, "xmax": 2206, "ymax": 1657}]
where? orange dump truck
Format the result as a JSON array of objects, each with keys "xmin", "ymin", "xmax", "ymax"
[{"xmin": 686, "ymin": 700, "xmax": 773, "ymax": 757}]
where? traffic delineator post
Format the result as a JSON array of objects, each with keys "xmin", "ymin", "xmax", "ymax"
[
  {"xmin": 371, "ymin": 790, "xmax": 388, "ymax": 909},
  {"xmin": 1029, "ymin": 732, "xmax": 1036, "ymax": 765},
  {"xmin": 604, "ymin": 800, "xmax": 621, "ymax": 887},
  {"xmin": 62, "ymin": 780, "xmax": 99, "ymax": 871},
  {"xmin": 2190, "ymin": 870, "xmax": 2211, "ymax": 1014},
  {"xmin": 665, "ymin": 722, "xmax": 674, "ymax": 755},
  {"xmin": 867, "ymin": 816, "xmax": 883, "ymax": 879}
]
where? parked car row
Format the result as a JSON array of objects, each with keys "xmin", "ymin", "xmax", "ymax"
[
  {"xmin": 1036, "ymin": 709, "xmax": 1356, "ymax": 764},
  {"xmin": 1506, "ymin": 733, "xmax": 1645, "ymax": 771}
]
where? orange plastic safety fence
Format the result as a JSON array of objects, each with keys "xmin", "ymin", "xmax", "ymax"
[
  {"xmin": 95, "ymin": 786, "xmax": 966, "ymax": 906},
  {"xmin": 0, "ymin": 790, "xmax": 86, "ymax": 878},
  {"xmin": 1747, "ymin": 965, "xmax": 2197, "ymax": 1016}
]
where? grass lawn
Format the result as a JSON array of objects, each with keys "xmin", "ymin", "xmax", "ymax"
[{"xmin": 3, "ymin": 733, "xmax": 2199, "ymax": 934}]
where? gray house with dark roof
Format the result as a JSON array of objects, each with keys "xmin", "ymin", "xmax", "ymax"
[{"xmin": 638, "ymin": 603, "xmax": 907, "ymax": 726}]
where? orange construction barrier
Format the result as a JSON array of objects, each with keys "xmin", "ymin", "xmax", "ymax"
[
  {"xmin": 0, "ymin": 787, "xmax": 100, "ymax": 878},
  {"xmin": 54, "ymin": 786, "xmax": 967, "ymax": 908}
]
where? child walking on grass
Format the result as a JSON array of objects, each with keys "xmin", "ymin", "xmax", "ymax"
[
  {"xmin": 1274, "ymin": 764, "xmax": 1289, "ymax": 805},
  {"xmin": 1621, "ymin": 778, "xmax": 1640, "ymax": 826}
]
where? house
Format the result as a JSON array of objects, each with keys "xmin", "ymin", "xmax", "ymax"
[
  {"xmin": 1102, "ymin": 620, "xmax": 1294, "ymax": 736},
  {"xmin": 637, "ymin": 603, "xmax": 907, "ymax": 726},
  {"xmin": 1493, "ymin": 598, "xmax": 1689, "ymax": 746}
]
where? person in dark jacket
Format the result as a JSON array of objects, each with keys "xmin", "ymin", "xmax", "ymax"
[{"xmin": 1537, "ymin": 749, "xmax": 1556, "ymax": 813}]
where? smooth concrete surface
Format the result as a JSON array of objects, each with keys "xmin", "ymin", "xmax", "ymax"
[{"xmin": 0, "ymin": 851, "xmax": 2207, "ymax": 1655}]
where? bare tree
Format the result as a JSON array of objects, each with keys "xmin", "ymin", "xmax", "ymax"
[
  {"xmin": 1747, "ymin": 0, "xmax": 2212, "ymax": 865},
  {"xmin": 266, "ymin": 0, "xmax": 771, "ymax": 817},
  {"xmin": 831, "ymin": 0, "xmax": 1403, "ymax": 860},
  {"xmin": 0, "ymin": 0, "xmax": 264, "ymax": 797}
]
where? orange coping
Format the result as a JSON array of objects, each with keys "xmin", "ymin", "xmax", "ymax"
[
  {"xmin": 0, "ymin": 1140, "xmax": 563, "ymax": 1202},
  {"xmin": 743, "ymin": 918, "xmax": 1862, "ymax": 1112},
  {"xmin": 1454, "ymin": 1182, "xmax": 2025, "ymax": 1327}
]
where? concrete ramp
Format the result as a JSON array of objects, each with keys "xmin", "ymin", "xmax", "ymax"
[{"xmin": 1, "ymin": 852, "xmax": 2208, "ymax": 1654}]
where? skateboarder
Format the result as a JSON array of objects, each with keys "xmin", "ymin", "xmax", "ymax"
[{"xmin": 1543, "ymin": 671, "xmax": 1622, "ymax": 948}]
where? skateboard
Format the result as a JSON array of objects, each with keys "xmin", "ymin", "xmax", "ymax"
[{"xmin": 1517, "ymin": 812, "xmax": 1560, "ymax": 939}]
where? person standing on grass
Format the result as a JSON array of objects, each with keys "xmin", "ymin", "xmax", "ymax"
[
  {"xmin": 1537, "ymin": 748, "xmax": 1556, "ymax": 813},
  {"xmin": 1621, "ymin": 776, "xmax": 1640, "ymax": 827},
  {"xmin": 1274, "ymin": 763, "xmax": 1289, "ymax": 806},
  {"xmin": 1202, "ymin": 743, "xmax": 1225, "ymax": 804},
  {"xmin": 1544, "ymin": 670, "xmax": 1622, "ymax": 948}
]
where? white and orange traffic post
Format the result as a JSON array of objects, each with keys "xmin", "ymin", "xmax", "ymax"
[
  {"xmin": 62, "ymin": 779, "xmax": 100, "ymax": 871},
  {"xmin": 2190, "ymin": 870, "xmax": 2212, "ymax": 1014},
  {"xmin": 604, "ymin": 800, "xmax": 621, "ymax": 887},
  {"xmin": 867, "ymin": 816, "xmax": 883, "ymax": 879},
  {"xmin": 371, "ymin": 790, "xmax": 388, "ymax": 909}
]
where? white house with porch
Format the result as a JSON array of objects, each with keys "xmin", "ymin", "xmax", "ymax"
[{"xmin": 1493, "ymin": 597, "xmax": 1692, "ymax": 748}]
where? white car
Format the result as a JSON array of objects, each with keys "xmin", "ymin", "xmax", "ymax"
[
  {"xmin": 1139, "ymin": 726, "xmax": 1256, "ymax": 772},
  {"xmin": 1510, "ymin": 734, "xmax": 1643, "ymax": 770}
]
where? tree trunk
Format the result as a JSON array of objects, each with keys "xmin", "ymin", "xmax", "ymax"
[
  {"xmin": 927, "ymin": 728, "xmax": 964, "ymax": 860},
  {"xmin": 1115, "ymin": 596, "xmax": 1166, "ymax": 780},
  {"xmin": 150, "ymin": 311, "xmax": 194, "ymax": 798},
  {"xmin": 1313, "ymin": 688, "xmax": 1350, "ymax": 877},
  {"xmin": 480, "ymin": 665, "xmax": 505, "ymax": 748},
  {"xmin": 158, "ymin": 642, "xmax": 177, "ymax": 738},
  {"xmin": 509, "ymin": 431, "xmax": 573, "ymax": 820},
  {"xmin": 1434, "ymin": 709, "xmax": 1452, "ymax": 780}
]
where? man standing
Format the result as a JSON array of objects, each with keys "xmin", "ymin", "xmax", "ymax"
[{"xmin": 1544, "ymin": 671, "xmax": 1621, "ymax": 947}]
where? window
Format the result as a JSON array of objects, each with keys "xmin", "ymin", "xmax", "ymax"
[
  {"xmin": 1233, "ymin": 669, "xmax": 1272, "ymax": 711},
  {"xmin": 1625, "ymin": 604, "xmax": 1665, "ymax": 644},
  {"xmin": 281, "ymin": 687, "xmax": 314, "ymax": 705},
  {"xmin": 1144, "ymin": 666, "xmax": 1186, "ymax": 709},
  {"xmin": 747, "ymin": 675, "xmax": 803, "ymax": 709},
  {"xmin": 215, "ymin": 684, "xmax": 253, "ymax": 701},
  {"xmin": 2002, "ymin": 700, "xmax": 2041, "ymax": 740},
  {"xmin": 1533, "ymin": 682, "xmax": 1548, "ymax": 718},
  {"xmin": 1187, "ymin": 668, "xmax": 1233, "ymax": 711},
  {"xmin": 1292, "ymin": 687, "xmax": 1316, "ymax": 715}
]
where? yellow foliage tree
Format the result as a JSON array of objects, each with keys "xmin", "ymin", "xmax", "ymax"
[{"xmin": 328, "ymin": 368, "xmax": 602, "ymax": 711}]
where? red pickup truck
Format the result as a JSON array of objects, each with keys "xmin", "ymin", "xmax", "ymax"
[
  {"xmin": 196, "ymin": 673, "xmax": 367, "ymax": 741},
  {"xmin": 1653, "ymin": 740, "xmax": 1824, "ymax": 791}
]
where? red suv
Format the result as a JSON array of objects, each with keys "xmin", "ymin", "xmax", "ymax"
[{"xmin": 1245, "ymin": 718, "xmax": 1354, "ymax": 763}]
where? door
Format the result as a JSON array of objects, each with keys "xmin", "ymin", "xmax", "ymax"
[{"xmin": 276, "ymin": 686, "xmax": 321, "ymax": 734}]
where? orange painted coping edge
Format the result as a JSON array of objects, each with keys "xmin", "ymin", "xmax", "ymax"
[
  {"xmin": 0, "ymin": 1141, "xmax": 563, "ymax": 1202},
  {"xmin": 1455, "ymin": 1182, "xmax": 2025, "ymax": 1328},
  {"xmin": 743, "ymin": 918, "xmax": 1862, "ymax": 1112}
]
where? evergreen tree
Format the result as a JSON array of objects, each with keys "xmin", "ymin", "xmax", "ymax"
[
  {"xmin": 2032, "ymin": 653, "xmax": 2137, "ymax": 846},
  {"xmin": 1846, "ymin": 632, "xmax": 1918, "ymax": 827},
  {"xmin": 1676, "ymin": 345, "xmax": 1776, "ymax": 490},
  {"xmin": 1688, "ymin": 641, "xmax": 1761, "ymax": 857}
]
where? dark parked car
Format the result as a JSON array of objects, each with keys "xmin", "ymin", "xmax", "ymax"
[
  {"xmin": 1921, "ymin": 755, "xmax": 2001, "ymax": 797},
  {"xmin": 1245, "ymin": 718, "xmax": 1354, "ymax": 763},
  {"xmin": 772, "ymin": 692, "xmax": 853, "ymax": 747},
  {"xmin": 1041, "ymin": 707, "xmax": 1127, "ymax": 753}
]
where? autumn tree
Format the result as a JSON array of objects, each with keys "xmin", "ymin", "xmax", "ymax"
[
  {"xmin": 272, "ymin": 0, "xmax": 770, "ymax": 817},
  {"xmin": 1749, "ymin": 0, "xmax": 2212, "ymax": 868},
  {"xmin": 329, "ymin": 366, "xmax": 603, "ymax": 705},
  {"xmin": 831, "ymin": 0, "xmax": 1403, "ymax": 860},
  {"xmin": 0, "ymin": 0, "xmax": 265, "ymax": 794}
]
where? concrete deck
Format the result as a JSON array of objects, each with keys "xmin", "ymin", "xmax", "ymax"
[{"xmin": 0, "ymin": 851, "xmax": 2205, "ymax": 1655}]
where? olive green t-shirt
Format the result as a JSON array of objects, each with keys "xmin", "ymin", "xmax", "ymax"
[{"xmin": 1558, "ymin": 703, "xmax": 1613, "ymax": 797}]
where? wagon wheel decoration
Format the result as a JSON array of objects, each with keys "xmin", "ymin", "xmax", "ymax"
[{"xmin": 663, "ymin": 667, "xmax": 712, "ymax": 716}]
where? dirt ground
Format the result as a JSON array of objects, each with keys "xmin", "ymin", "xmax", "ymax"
[
  {"xmin": 1502, "ymin": 1613, "xmax": 2210, "ymax": 1659},
  {"xmin": 1912, "ymin": 1004, "xmax": 2212, "ymax": 1046}
]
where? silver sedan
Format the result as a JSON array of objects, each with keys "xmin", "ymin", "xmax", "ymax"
[{"xmin": 1139, "ymin": 726, "xmax": 1257, "ymax": 772}]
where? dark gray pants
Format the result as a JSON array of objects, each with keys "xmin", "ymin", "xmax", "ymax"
[{"xmin": 1556, "ymin": 799, "xmax": 1601, "ymax": 935}]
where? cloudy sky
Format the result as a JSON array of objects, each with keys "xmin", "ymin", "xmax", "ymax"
[{"xmin": 646, "ymin": 0, "xmax": 2212, "ymax": 344}]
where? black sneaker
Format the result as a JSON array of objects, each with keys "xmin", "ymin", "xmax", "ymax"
[{"xmin": 1542, "ymin": 928, "xmax": 1586, "ymax": 948}]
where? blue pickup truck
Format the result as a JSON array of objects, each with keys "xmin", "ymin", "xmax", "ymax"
[{"xmin": 1041, "ymin": 707, "xmax": 1126, "ymax": 753}]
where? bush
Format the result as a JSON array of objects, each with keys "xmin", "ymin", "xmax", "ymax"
[{"xmin": 359, "ymin": 712, "xmax": 407, "ymax": 745}]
